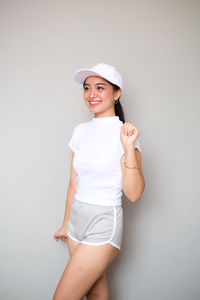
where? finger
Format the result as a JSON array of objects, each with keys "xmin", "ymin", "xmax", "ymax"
[
  {"xmin": 125, "ymin": 123, "xmax": 131, "ymax": 135},
  {"xmin": 126, "ymin": 124, "xmax": 133, "ymax": 134},
  {"xmin": 122, "ymin": 123, "xmax": 134, "ymax": 135},
  {"xmin": 121, "ymin": 125, "xmax": 126, "ymax": 134},
  {"xmin": 126, "ymin": 123, "xmax": 133, "ymax": 134},
  {"xmin": 129, "ymin": 128, "xmax": 135, "ymax": 136},
  {"xmin": 122, "ymin": 123, "xmax": 128, "ymax": 135},
  {"xmin": 127, "ymin": 125, "xmax": 137, "ymax": 134},
  {"xmin": 128, "ymin": 130, "xmax": 133, "ymax": 136}
]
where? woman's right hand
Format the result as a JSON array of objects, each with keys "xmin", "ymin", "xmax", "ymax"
[{"xmin": 53, "ymin": 226, "xmax": 69, "ymax": 243}]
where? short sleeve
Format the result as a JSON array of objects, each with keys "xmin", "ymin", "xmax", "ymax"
[
  {"xmin": 134, "ymin": 137, "xmax": 141, "ymax": 152},
  {"xmin": 68, "ymin": 124, "xmax": 79, "ymax": 153}
]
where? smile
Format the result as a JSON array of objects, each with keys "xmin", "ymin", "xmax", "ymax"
[{"xmin": 89, "ymin": 101, "xmax": 102, "ymax": 106}]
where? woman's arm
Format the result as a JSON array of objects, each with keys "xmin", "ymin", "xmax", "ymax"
[
  {"xmin": 120, "ymin": 148, "xmax": 145, "ymax": 202},
  {"xmin": 61, "ymin": 152, "xmax": 77, "ymax": 229}
]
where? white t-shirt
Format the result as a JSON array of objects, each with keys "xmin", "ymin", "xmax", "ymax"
[{"xmin": 68, "ymin": 116, "xmax": 141, "ymax": 206}]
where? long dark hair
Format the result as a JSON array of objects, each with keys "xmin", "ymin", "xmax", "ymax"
[
  {"xmin": 112, "ymin": 83, "xmax": 126, "ymax": 123},
  {"xmin": 83, "ymin": 79, "xmax": 126, "ymax": 123}
]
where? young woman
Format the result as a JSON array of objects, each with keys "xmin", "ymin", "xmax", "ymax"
[{"xmin": 53, "ymin": 63, "xmax": 145, "ymax": 300}]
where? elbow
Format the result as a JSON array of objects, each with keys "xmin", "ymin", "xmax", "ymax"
[
  {"xmin": 126, "ymin": 184, "xmax": 145, "ymax": 203},
  {"xmin": 129, "ymin": 194, "xmax": 142, "ymax": 202},
  {"xmin": 124, "ymin": 191, "xmax": 142, "ymax": 203}
]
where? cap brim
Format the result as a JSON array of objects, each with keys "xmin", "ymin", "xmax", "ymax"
[{"xmin": 73, "ymin": 69, "xmax": 104, "ymax": 84}]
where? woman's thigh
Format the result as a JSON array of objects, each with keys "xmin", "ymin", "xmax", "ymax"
[
  {"xmin": 68, "ymin": 238, "xmax": 109, "ymax": 299},
  {"xmin": 53, "ymin": 242, "xmax": 119, "ymax": 300}
]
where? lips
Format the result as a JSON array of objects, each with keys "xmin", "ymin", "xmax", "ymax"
[
  {"xmin": 89, "ymin": 99, "xmax": 102, "ymax": 102},
  {"xmin": 89, "ymin": 102, "xmax": 101, "ymax": 107},
  {"xmin": 89, "ymin": 99, "xmax": 102, "ymax": 106}
]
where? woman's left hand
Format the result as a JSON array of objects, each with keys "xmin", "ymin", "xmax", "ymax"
[{"xmin": 120, "ymin": 122, "xmax": 140, "ymax": 151}]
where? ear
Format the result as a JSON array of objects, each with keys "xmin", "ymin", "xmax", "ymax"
[{"xmin": 114, "ymin": 88, "xmax": 122, "ymax": 100}]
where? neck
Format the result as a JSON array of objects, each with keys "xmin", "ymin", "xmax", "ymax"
[{"xmin": 93, "ymin": 111, "xmax": 116, "ymax": 119}]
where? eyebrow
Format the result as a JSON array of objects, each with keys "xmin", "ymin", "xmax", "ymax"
[{"xmin": 84, "ymin": 83, "xmax": 107, "ymax": 86}]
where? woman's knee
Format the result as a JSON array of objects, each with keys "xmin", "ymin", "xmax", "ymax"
[
  {"xmin": 86, "ymin": 272, "xmax": 109, "ymax": 300},
  {"xmin": 86, "ymin": 289, "xmax": 109, "ymax": 300}
]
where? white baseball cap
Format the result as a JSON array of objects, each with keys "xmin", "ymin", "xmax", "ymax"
[{"xmin": 73, "ymin": 63, "xmax": 123, "ymax": 90}]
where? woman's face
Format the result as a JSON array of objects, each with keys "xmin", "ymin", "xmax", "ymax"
[{"xmin": 83, "ymin": 76, "xmax": 121, "ymax": 117}]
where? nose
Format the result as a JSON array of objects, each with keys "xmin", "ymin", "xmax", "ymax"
[{"xmin": 88, "ymin": 87, "xmax": 97, "ymax": 99}]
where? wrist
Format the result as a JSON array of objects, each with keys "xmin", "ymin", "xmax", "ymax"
[
  {"xmin": 62, "ymin": 221, "xmax": 68, "ymax": 229},
  {"xmin": 124, "ymin": 146, "xmax": 138, "ymax": 168},
  {"xmin": 124, "ymin": 146, "xmax": 136, "ymax": 156}
]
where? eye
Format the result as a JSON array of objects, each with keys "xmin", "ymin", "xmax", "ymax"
[
  {"xmin": 83, "ymin": 86, "xmax": 89, "ymax": 91},
  {"xmin": 97, "ymin": 86, "xmax": 104, "ymax": 90}
]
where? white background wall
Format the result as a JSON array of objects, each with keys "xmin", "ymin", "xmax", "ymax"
[{"xmin": 0, "ymin": 0, "xmax": 200, "ymax": 299}]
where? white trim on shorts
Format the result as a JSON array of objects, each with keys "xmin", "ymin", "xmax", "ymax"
[{"xmin": 67, "ymin": 206, "xmax": 121, "ymax": 250}]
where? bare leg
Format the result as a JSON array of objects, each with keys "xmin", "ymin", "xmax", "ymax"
[
  {"xmin": 53, "ymin": 240, "xmax": 119, "ymax": 300},
  {"xmin": 67, "ymin": 238, "xmax": 109, "ymax": 299},
  {"xmin": 68, "ymin": 237, "xmax": 80, "ymax": 257},
  {"xmin": 86, "ymin": 271, "xmax": 109, "ymax": 300}
]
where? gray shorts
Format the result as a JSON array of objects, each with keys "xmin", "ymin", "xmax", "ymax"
[{"xmin": 67, "ymin": 198, "xmax": 123, "ymax": 250}]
